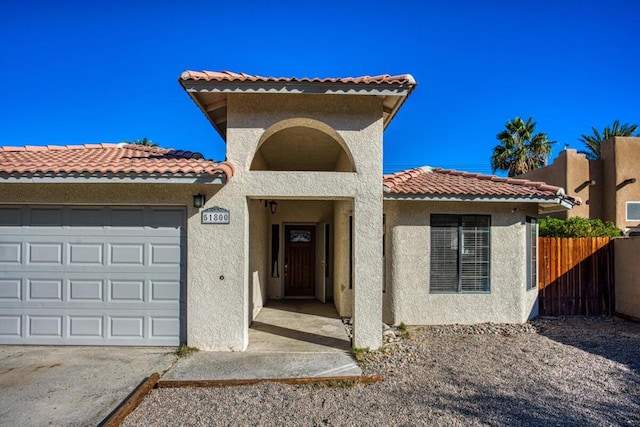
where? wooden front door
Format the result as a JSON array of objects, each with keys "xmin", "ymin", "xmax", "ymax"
[{"xmin": 284, "ymin": 225, "xmax": 316, "ymax": 297}]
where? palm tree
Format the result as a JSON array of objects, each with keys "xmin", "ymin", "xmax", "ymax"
[
  {"xmin": 578, "ymin": 120, "xmax": 638, "ymax": 160},
  {"xmin": 491, "ymin": 116, "xmax": 554, "ymax": 177}
]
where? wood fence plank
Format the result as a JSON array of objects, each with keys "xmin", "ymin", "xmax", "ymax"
[{"xmin": 538, "ymin": 237, "xmax": 614, "ymax": 316}]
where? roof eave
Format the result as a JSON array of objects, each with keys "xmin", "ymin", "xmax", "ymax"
[
  {"xmin": 179, "ymin": 78, "xmax": 417, "ymax": 141},
  {"xmin": 0, "ymin": 172, "xmax": 227, "ymax": 185},
  {"xmin": 383, "ymin": 193, "xmax": 577, "ymax": 209},
  {"xmin": 179, "ymin": 78, "xmax": 227, "ymax": 141}
]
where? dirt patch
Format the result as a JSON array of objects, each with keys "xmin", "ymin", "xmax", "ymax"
[{"xmin": 123, "ymin": 317, "xmax": 640, "ymax": 426}]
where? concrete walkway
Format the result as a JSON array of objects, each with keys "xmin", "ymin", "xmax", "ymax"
[{"xmin": 164, "ymin": 300, "xmax": 361, "ymax": 380}]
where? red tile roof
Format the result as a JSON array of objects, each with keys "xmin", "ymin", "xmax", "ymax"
[
  {"xmin": 0, "ymin": 144, "xmax": 233, "ymax": 180},
  {"xmin": 384, "ymin": 166, "xmax": 580, "ymax": 204},
  {"xmin": 180, "ymin": 71, "xmax": 416, "ymax": 86}
]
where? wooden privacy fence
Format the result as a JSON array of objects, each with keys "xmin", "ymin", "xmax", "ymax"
[{"xmin": 538, "ymin": 237, "xmax": 615, "ymax": 316}]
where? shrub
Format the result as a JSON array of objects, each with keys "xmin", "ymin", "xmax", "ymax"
[{"xmin": 538, "ymin": 217, "xmax": 623, "ymax": 238}]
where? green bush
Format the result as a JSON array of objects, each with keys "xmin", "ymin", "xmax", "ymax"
[{"xmin": 538, "ymin": 217, "xmax": 623, "ymax": 238}]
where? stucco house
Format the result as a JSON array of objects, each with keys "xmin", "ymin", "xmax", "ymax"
[
  {"xmin": 519, "ymin": 137, "xmax": 640, "ymax": 234},
  {"xmin": 0, "ymin": 71, "xmax": 577, "ymax": 350}
]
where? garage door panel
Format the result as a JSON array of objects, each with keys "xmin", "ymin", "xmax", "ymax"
[
  {"xmin": 151, "ymin": 244, "xmax": 181, "ymax": 265},
  {"xmin": 69, "ymin": 316, "xmax": 103, "ymax": 337},
  {"xmin": 0, "ymin": 243, "xmax": 21, "ymax": 264},
  {"xmin": 27, "ymin": 243, "xmax": 63, "ymax": 264},
  {"xmin": 30, "ymin": 208, "xmax": 63, "ymax": 226},
  {"xmin": 110, "ymin": 316, "xmax": 144, "ymax": 338},
  {"xmin": 0, "ymin": 279, "xmax": 21, "ymax": 300},
  {"xmin": 109, "ymin": 280, "xmax": 144, "ymax": 302},
  {"xmin": 69, "ymin": 243, "xmax": 103, "ymax": 265},
  {"xmin": 69, "ymin": 280, "xmax": 103, "ymax": 301},
  {"xmin": 0, "ymin": 315, "xmax": 21, "ymax": 336},
  {"xmin": 69, "ymin": 208, "xmax": 105, "ymax": 226},
  {"xmin": 28, "ymin": 315, "xmax": 63, "ymax": 337},
  {"xmin": 151, "ymin": 281, "xmax": 180, "ymax": 301},
  {"xmin": 28, "ymin": 279, "xmax": 63, "ymax": 301},
  {"xmin": 0, "ymin": 206, "xmax": 184, "ymax": 346},
  {"xmin": 109, "ymin": 244, "xmax": 145, "ymax": 265},
  {"xmin": 0, "ymin": 208, "xmax": 21, "ymax": 226}
]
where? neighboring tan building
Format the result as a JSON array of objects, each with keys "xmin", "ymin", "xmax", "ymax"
[
  {"xmin": 519, "ymin": 137, "xmax": 640, "ymax": 234},
  {"xmin": 0, "ymin": 71, "xmax": 577, "ymax": 351}
]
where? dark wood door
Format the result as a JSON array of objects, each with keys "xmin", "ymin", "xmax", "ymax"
[{"xmin": 284, "ymin": 225, "xmax": 315, "ymax": 297}]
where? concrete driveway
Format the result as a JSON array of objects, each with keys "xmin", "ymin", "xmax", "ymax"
[{"xmin": 0, "ymin": 346, "xmax": 176, "ymax": 427}]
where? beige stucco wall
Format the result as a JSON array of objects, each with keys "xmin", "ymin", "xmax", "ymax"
[
  {"xmin": 602, "ymin": 137, "xmax": 640, "ymax": 230},
  {"xmin": 383, "ymin": 200, "xmax": 538, "ymax": 325},
  {"xmin": 521, "ymin": 138, "xmax": 640, "ymax": 231},
  {"xmin": 197, "ymin": 93, "xmax": 385, "ymax": 350},
  {"xmin": 519, "ymin": 149, "xmax": 603, "ymax": 220},
  {"xmin": 614, "ymin": 237, "xmax": 640, "ymax": 320}
]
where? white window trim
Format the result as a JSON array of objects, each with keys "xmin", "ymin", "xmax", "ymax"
[{"xmin": 626, "ymin": 201, "xmax": 640, "ymax": 221}]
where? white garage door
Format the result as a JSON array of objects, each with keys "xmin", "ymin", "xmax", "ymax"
[{"xmin": 0, "ymin": 206, "xmax": 185, "ymax": 346}]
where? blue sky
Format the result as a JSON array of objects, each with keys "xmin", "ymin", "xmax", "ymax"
[{"xmin": 1, "ymin": 0, "xmax": 639, "ymax": 174}]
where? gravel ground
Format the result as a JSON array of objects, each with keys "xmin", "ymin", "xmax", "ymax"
[{"xmin": 122, "ymin": 317, "xmax": 640, "ymax": 427}]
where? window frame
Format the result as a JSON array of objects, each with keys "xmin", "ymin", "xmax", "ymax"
[
  {"xmin": 429, "ymin": 214, "xmax": 491, "ymax": 294},
  {"xmin": 626, "ymin": 201, "xmax": 640, "ymax": 221}
]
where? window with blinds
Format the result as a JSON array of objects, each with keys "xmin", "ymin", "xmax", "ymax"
[{"xmin": 430, "ymin": 214, "xmax": 491, "ymax": 293}]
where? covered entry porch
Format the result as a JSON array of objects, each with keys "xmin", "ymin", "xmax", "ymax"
[{"xmin": 248, "ymin": 198, "xmax": 353, "ymax": 322}]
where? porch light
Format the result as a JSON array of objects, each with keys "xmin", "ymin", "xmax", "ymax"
[
  {"xmin": 193, "ymin": 193, "xmax": 205, "ymax": 209},
  {"xmin": 269, "ymin": 200, "xmax": 278, "ymax": 214}
]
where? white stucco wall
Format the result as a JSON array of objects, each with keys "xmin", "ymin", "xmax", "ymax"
[
  {"xmin": 384, "ymin": 200, "xmax": 539, "ymax": 325},
  {"xmin": 196, "ymin": 93, "xmax": 385, "ymax": 350},
  {"xmin": 333, "ymin": 199, "xmax": 354, "ymax": 317},
  {"xmin": 248, "ymin": 199, "xmax": 269, "ymax": 321}
]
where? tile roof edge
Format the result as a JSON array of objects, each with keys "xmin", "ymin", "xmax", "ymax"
[
  {"xmin": 180, "ymin": 70, "xmax": 417, "ymax": 86},
  {"xmin": 431, "ymin": 167, "xmax": 568, "ymax": 195}
]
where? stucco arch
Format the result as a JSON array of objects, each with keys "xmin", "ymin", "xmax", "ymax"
[{"xmin": 250, "ymin": 118, "xmax": 356, "ymax": 172}]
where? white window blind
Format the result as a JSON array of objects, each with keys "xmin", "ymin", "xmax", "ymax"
[{"xmin": 430, "ymin": 215, "xmax": 491, "ymax": 293}]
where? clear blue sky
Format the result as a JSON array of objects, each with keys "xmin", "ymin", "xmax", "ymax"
[{"xmin": 1, "ymin": 0, "xmax": 639, "ymax": 174}]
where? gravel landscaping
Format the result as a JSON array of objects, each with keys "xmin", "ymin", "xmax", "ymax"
[{"xmin": 123, "ymin": 317, "xmax": 640, "ymax": 427}]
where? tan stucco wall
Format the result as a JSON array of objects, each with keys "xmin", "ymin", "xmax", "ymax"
[
  {"xmin": 614, "ymin": 237, "xmax": 640, "ymax": 319},
  {"xmin": 602, "ymin": 137, "xmax": 640, "ymax": 230},
  {"xmin": 383, "ymin": 200, "xmax": 538, "ymax": 325},
  {"xmin": 521, "ymin": 138, "xmax": 640, "ymax": 230},
  {"xmin": 519, "ymin": 149, "xmax": 603, "ymax": 220},
  {"xmin": 196, "ymin": 93, "xmax": 385, "ymax": 350}
]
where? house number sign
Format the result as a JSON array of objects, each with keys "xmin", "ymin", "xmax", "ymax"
[{"xmin": 201, "ymin": 206, "xmax": 230, "ymax": 224}]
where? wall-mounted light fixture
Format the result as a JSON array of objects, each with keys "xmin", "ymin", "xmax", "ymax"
[
  {"xmin": 268, "ymin": 200, "xmax": 278, "ymax": 214},
  {"xmin": 616, "ymin": 178, "xmax": 637, "ymax": 191},
  {"xmin": 575, "ymin": 179, "xmax": 596, "ymax": 192},
  {"xmin": 193, "ymin": 193, "xmax": 205, "ymax": 208}
]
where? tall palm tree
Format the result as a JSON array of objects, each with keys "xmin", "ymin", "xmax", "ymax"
[
  {"xmin": 578, "ymin": 120, "xmax": 638, "ymax": 160},
  {"xmin": 491, "ymin": 116, "xmax": 554, "ymax": 177}
]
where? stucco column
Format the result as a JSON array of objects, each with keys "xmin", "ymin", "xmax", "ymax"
[
  {"xmin": 352, "ymin": 195, "xmax": 383, "ymax": 350},
  {"xmin": 187, "ymin": 188, "xmax": 249, "ymax": 351}
]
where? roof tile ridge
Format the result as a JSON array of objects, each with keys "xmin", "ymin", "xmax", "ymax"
[{"xmin": 0, "ymin": 146, "xmax": 27, "ymax": 152}]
